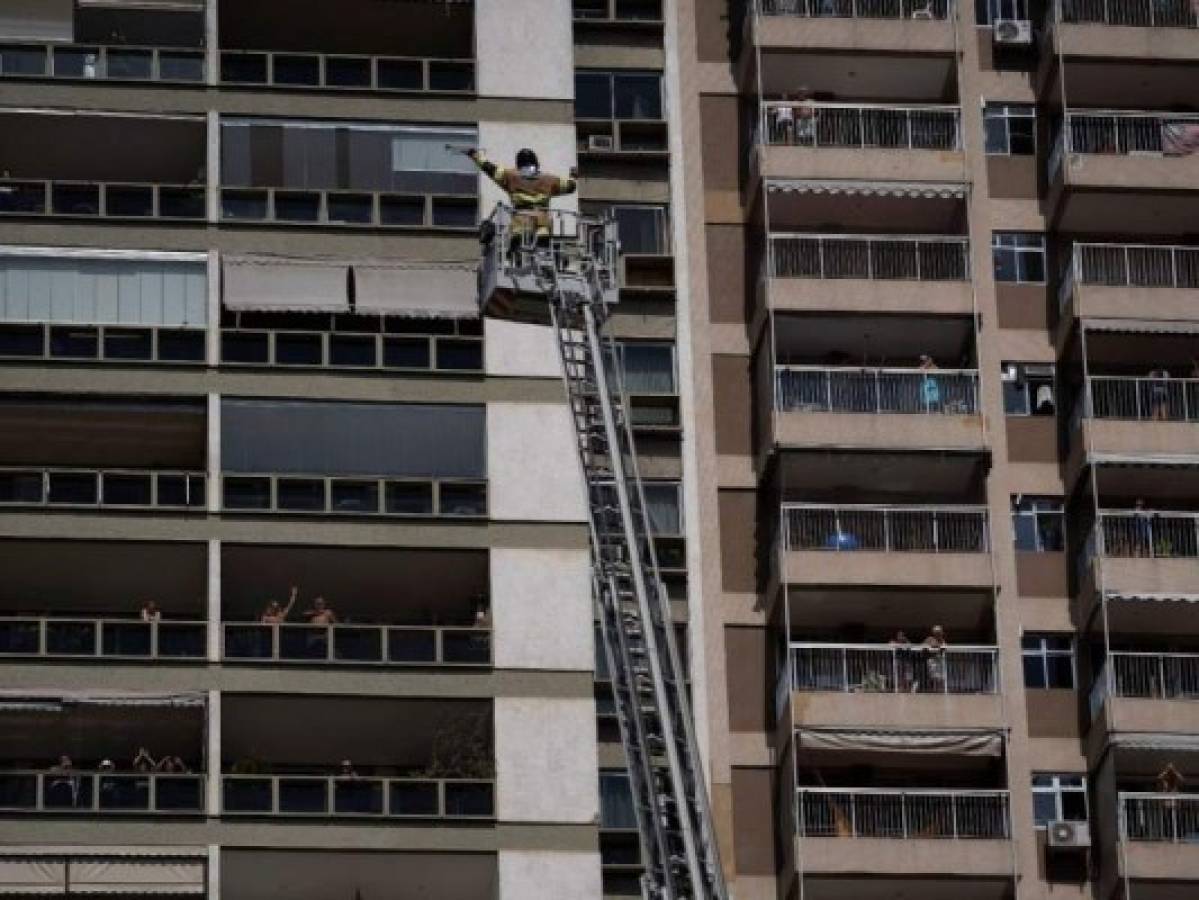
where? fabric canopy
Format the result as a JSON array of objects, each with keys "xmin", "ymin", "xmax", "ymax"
[
  {"xmin": 1111, "ymin": 732, "xmax": 1199, "ymax": 753},
  {"xmin": 796, "ymin": 727, "xmax": 1004, "ymax": 757},
  {"xmin": 353, "ymin": 262, "xmax": 478, "ymax": 318},
  {"xmin": 767, "ymin": 179, "xmax": 968, "ymax": 200},
  {"xmin": 76, "ymin": 1, "xmax": 205, "ymax": 9},
  {"xmin": 69, "ymin": 859, "xmax": 205, "ymax": 895},
  {"xmin": 222, "ymin": 256, "xmax": 349, "ymax": 313},
  {"xmin": 0, "ymin": 691, "xmax": 205, "ymax": 709},
  {"xmin": 0, "ymin": 0, "xmax": 72, "ymax": 42},
  {"xmin": 1105, "ymin": 590, "xmax": 1199, "ymax": 604},
  {"xmin": 0, "ymin": 859, "xmax": 64, "ymax": 895},
  {"xmin": 1083, "ymin": 318, "xmax": 1199, "ymax": 336}
]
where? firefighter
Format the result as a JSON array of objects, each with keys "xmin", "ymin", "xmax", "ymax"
[{"xmin": 465, "ymin": 147, "xmax": 577, "ymax": 240}]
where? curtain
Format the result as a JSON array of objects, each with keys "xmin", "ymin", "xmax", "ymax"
[{"xmin": 0, "ymin": 256, "xmax": 206, "ymax": 327}]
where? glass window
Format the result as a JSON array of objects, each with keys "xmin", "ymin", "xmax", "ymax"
[
  {"xmin": 1012, "ymin": 495, "xmax": 1065, "ymax": 552},
  {"xmin": 1022, "ymin": 634, "xmax": 1075, "ymax": 689},
  {"xmin": 977, "ymin": 0, "xmax": 1030, "ymax": 23},
  {"xmin": 599, "ymin": 771, "xmax": 638, "ymax": 829},
  {"xmin": 582, "ymin": 203, "xmax": 670, "ymax": 255},
  {"xmin": 575, "ymin": 72, "xmax": 614, "ymax": 119},
  {"xmin": 984, "ymin": 104, "xmax": 1036, "ymax": 156},
  {"xmin": 993, "ymin": 232, "xmax": 1046, "ymax": 284},
  {"xmin": 574, "ymin": 71, "xmax": 663, "ymax": 121},
  {"xmin": 616, "ymin": 342, "xmax": 676, "ymax": 394},
  {"xmin": 643, "ymin": 481, "xmax": 682, "ymax": 536},
  {"xmin": 1031, "ymin": 774, "xmax": 1088, "ymax": 826},
  {"xmin": 1001, "ymin": 362, "xmax": 1055, "ymax": 416}
]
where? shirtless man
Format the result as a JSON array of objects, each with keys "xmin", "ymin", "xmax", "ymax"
[
  {"xmin": 304, "ymin": 597, "xmax": 337, "ymax": 626},
  {"xmin": 260, "ymin": 586, "xmax": 298, "ymax": 624}
]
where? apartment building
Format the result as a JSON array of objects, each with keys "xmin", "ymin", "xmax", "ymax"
[{"xmin": 668, "ymin": 1, "xmax": 1199, "ymax": 899}]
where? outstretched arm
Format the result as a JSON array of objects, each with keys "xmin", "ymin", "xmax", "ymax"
[
  {"xmin": 466, "ymin": 149, "xmax": 505, "ymax": 188},
  {"xmin": 282, "ymin": 586, "xmax": 298, "ymax": 618},
  {"xmin": 554, "ymin": 166, "xmax": 579, "ymax": 197}
]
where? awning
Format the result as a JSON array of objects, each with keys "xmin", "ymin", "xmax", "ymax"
[
  {"xmin": 0, "ymin": 859, "xmax": 65, "ymax": 895},
  {"xmin": 1091, "ymin": 453, "xmax": 1199, "ymax": 468},
  {"xmin": 68, "ymin": 859, "xmax": 205, "ymax": 895},
  {"xmin": 796, "ymin": 727, "xmax": 1004, "ymax": 757},
  {"xmin": 353, "ymin": 262, "xmax": 478, "ymax": 318},
  {"xmin": 0, "ymin": 0, "xmax": 72, "ymax": 42},
  {"xmin": 1082, "ymin": 318, "xmax": 1199, "ymax": 336},
  {"xmin": 1111, "ymin": 733, "xmax": 1199, "ymax": 753},
  {"xmin": 1105, "ymin": 590, "xmax": 1199, "ymax": 604},
  {"xmin": 222, "ymin": 256, "xmax": 350, "ymax": 313},
  {"xmin": 767, "ymin": 179, "xmax": 968, "ymax": 200},
  {"xmin": 0, "ymin": 691, "xmax": 206, "ymax": 710},
  {"xmin": 76, "ymin": 1, "xmax": 205, "ymax": 10}
]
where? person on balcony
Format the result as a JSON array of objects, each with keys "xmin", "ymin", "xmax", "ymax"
[
  {"xmin": 132, "ymin": 747, "xmax": 157, "ymax": 773},
  {"xmin": 464, "ymin": 147, "xmax": 577, "ymax": 243},
  {"xmin": 919, "ymin": 355, "xmax": 942, "ymax": 412},
  {"xmin": 1148, "ymin": 367, "xmax": 1172, "ymax": 421},
  {"xmin": 921, "ymin": 626, "xmax": 948, "ymax": 692},
  {"xmin": 890, "ymin": 630, "xmax": 916, "ymax": 692},
  {"xmin": 140, "ymin": 600, "xmax": 161, "ymax": 623},
  {"xmin": 260, "ymin": 586, "xmax": 299, "ymax": 625}
]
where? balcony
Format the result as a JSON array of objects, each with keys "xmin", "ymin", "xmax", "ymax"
[
  {"xmin": 0, "ymin": 617, "xmax": 205, "ymax": 660},
  {"xmin": 0, "ymin": 771, "xmax": 205, "ymax": 815},
  {"xmin": 1051, "ymin": 0, "xmax": 1198, "ymax": 62},
  {"xmin": 757, "ymin": 102, "xmax": 964, "ymax": 183},
  {"xmin": 767, "ymin": 233, "xmax": 973, "ymax": 314},
  {"xmin": 1060, "ymin": 242, "xmax": 1199, "ymax": 322},
  {"xmin": 221, "ymin": 774, "xmax": 492, "ymax": 819},
  {"xmin": 223, "ymin": 623, "xmax": 490, "ymax": 666},
  {"xmin": 221, "ymin": 51, "xmax": 472, "ymax": 93},
  {"xmin": 1086, "ymin": 509, "xmax": 1199, "ymax": 600},
  {"xmin": 1118, "ymin": 793, "xmax": 1199, "ymax": 882},
  {"xmin": 1089, "ymin": 651, "xmax": 1199, "ymax": 736},
  {"xmin": 0, "ymin": 43, "xmax": 204, "ymax": 84},
  {"xmin": 574, "ymin": 0, "xmax": 664, "ymax": 25},
  {"xmin": 789, "ymin": 642, "xmax": 1002, "ymax": 728},
  {"xmin": 783, "ymin": 503, "xmax": 993, "ymax": 588}
]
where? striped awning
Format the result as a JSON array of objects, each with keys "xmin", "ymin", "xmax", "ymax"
[
  {"xmin": 1092, "ymin": 453, "xmax": 1199, "ymax": 468},
  {"xmin": 1105, "ymin": 590, "xmax": 1199, "ymax": 604},
  {"xmin": 0, "ymin": 691, "xmax": 206, "ymax": 710},
  {"xmin": 796, "ymin": 727, "xmax": 1004, "ymax": 757},
  {"xmin": 1083, "ymin": 318, "xmax": 1199, "ymax": 336},
  {"xmin": 1111, "ymin": 732, "xmax": 1199, "ymax": 752},
  {"xmin": 767, "ymin": 179, "xmax": 968, "ymax": 200}
]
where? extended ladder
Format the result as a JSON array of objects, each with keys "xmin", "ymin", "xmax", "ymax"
[{"xmin": 478, "ymin": 207, "xmax": 729, "ymax": 900}]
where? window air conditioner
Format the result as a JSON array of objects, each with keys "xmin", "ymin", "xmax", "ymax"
[
  {"xmin": 1046, "ymin": 820, "xmax": 1091, "ymax": 850},
  {"xmin": 993, "ymin": 18, "xmax": 1033, "ymax": 44},
  {"xmin": 588, "ymin": 134, "xmax": 616, "ymax": 152}
]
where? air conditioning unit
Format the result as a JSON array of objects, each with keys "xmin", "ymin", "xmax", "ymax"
[
  {"xmin": 993, "ymin": 18, "xmax": 1033, "ymax": 44},
  {"xmin": 588, "ymin": 134, "xmax": 616, "ymax": 152},
  {"xmin": 1047, "ymin": 820, "xmax": 1091, "ymax": 850}
]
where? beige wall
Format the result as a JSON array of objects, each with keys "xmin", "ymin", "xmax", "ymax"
[{"xmin": 476, "ymin": 0, "xmax": 574, "ymax": 100}]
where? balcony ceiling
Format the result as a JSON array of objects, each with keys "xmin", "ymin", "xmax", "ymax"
[
  {"xmin": 221, "ymin": 851, "xmax": 496, "ymax": 900},
  {"xmin": 1104, "ymin": 593, "xmax": 1199, "ymax": 636},
  {"xmin": 1095, "ymin": 462, "xmax": 1199, "ymax": 505},
  {"xmin": 774, "ymin": 313, "xmax": 975, "ymax": 363},
  {"xmin": 1, "ymin": 702, "xmax": 203, "ymax": 763},
  {"xmin": 777, "ymin": 449, "xmax": 988, "ymax": 501},
  {"xmin": 1059, "ymin": 60, "xmax": 1199, "ymax": 110},
  {"xmin": 1084, "ymin": 331, "xmax": 1199, "ymax": 370},
  {"xmin": 1055, "ymin": 188, "xmax": 1199, "ymax": 237},
  {"xmin": 0, "ymin": 540, "xmax": 206, "ymax": 616},
  {"xmin": 787, "ymin": 586, "xmax": 993, "ymax": 635},
  {"xmin": 767, "ymin": 187, "xmax": 967, "ymax": 233},
  {"xmin": 798, "ymin": 875, "xmax": 1013, "ymax": 900},
  {"xmin": 760, "ymin": 51, "xmax": 957, "ymax": 103}
]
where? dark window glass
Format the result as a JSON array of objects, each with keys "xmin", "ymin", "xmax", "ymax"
[
  {"xmin": 327, "ymin": 193, "xmax": 373, "ymax": 224},
  {"xmin": 326, "ymin": 57, "xmax": 371, "ymax": 87},
  {"xmin": 440, "ymin": 482, "xmax": 486, "ymax": 516},
  {"xmin": 436, "ymin": 339, "xmax": 483, "ymax": 371},
  {"xmin": 223, "ymin": 477, "xmax": 271, "ymax": 510},
  {"xmin": 385, "ymin": 482, "xmax": 433, "ymax": 515},
  {"xmin": 277, "ymin": 478, "xmax": 325, "ymax": 511},
  {"xmin": 0, "ymin": 324, "xmax": 44, "ymax": 357},
  {"xmin": 428, "ymin": 61, "xmax": 473, "ymax": 92},
  {"xmin": 101, "ymin": 473, "xmax": 153, "ymax": 506},
  {"xmin": 106, "ymin": 186, "xmax": 154, "ymax": 217},
  {"xmin": 158, "ymin": 330, "xmax": 205, "ymax": 362},
  {"xmin": 159, "ymin": 52, "xmax": 204, "ymax": 82},
  {"xmin": 274, "ymin": 192, "xmax": 321, "ymax": 222},
  {"xmin": 330, "ymin": 334, "xmax": 377, "ymax": 367},
  {"xmin": 221, "ymin": 189, "xmax": 269, "ymax": 221},
  {"xmin": 107, "ymin": 49, "xmax": 153, "ymax": 79},
  {"xmin": 383, "ymin": 337, "xmax": 431, "ymax": 369},
  {"xmin": 1, "ymin": 46, "xmax": 48, "ymax": 76},
  {"xmin": 0, "ymin": 472, "xmax": 44, "ymax": 503},
  {"xmin": 274, "ymin": 54, "xmax": 320, "ymax": 86},
  {"xmin": 50, "ymin": 327, "xmax": 99, "ymax": 358},
  {"xmin": 221, "ymin": 53, "xmax": 267, "ymax": 84},
  {"xmin": 575, "ymin": 73, "xmax": 613, "ymax": 119},
  {"xmin": 103, "ymin": 328, "xmax": 153, "ymax": 360},
  {"xmin": 47, "ymin": 472, "xmax": 98, "ymax": 504},
  {"xmin": 380, "ymin": 195, "xmax": 426, "ymax": 226},
  {"xmin": 378, "ymin": 59, "xmax": 423, "ymax": 90},
  {"xmin": 332, "ymin": 480, "xmax": 379, "ymax": 513},
  {"xmin": 222, "ymin": 332, "xmax": 270, "ymax": 364},
  {"xmin": 275, "ymin": 333, "xmax": 323, "ymax": 366},
  {"xmin": 613, "ymin": 74, "xmax": 662, "ymax": 120}
]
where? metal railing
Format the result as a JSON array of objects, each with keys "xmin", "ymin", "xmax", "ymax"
[
  {"xmin": 1071, "ymin": 242, "xmax": 1199, "ymax": 289},
  {"xmin": 797, "ymin": 788, "xmax": 1011, "ymax": 839},
  {"xmin": 758, "ymin": 0, "xmax": 951, "ymax": 17},
  {"xmin": 783, "ymin": 504, "xmax": 990, "ymax": 553},
  {"xmin": 0, "ymin": 323, "xmax": 206, "ymax": 365},
  {"xmin": 760, "ymin": 102, "xmax": 961, "ymax": 150},
  {"xmin": 0, "ymin": 772, "xmax": 204, "ymax": 814},
  {"xmin": 769, "ymin": 234, "xmax": 970, "ymax": 281},
  {"xmin": 1059, "ymin": 0, "xmax": 1197, "ymax": 26},
  {"xmin": 0, "ymin": 42, "xmax": 205, "ymax": 82},
  {"xmin": 220, "ymin": 188, "xmax": 477, "ymax": 230},
  {"xmin": 221, "ymin": 329, "xmax": 482, "ymax": 372},
  {"xmin": 1099, "ymin": 510, "xmax": 1199, "ymax": 558},
  {"xmin": 0, "ymin": 618, "xmax": 206, "ymax": 660},
  {"xmin": 222, "ymin": 474, "xmax": 486, "ymax": 518},
  {"xmin": 1062, "ymin": 111, "xmax": 1199, "ymax": 155},
  {"xmin": 0, "ymin": 468, "xmax": 206, "ymax": 510},
  {"xmin": 1122, "ymin": 793, "xmax": 1199, "ymax": 842},
  {"xmin": 790, "ymin": 643, "xmax": 999, "ymax": 694},
  {"xmin": 223, "ymin": 623, "xmax": 491, "ymax": 666},
  {"xmin": 0, "ymin": 180, "xmax": 206, "ymax": 220},
  {"xmin": 221, "ymin": 774, "xmax": 494, "ymax": 818},
  {"xmin": 220, "ymin": 50, "xmax": 473, "ymax": 93},
  {"xmin": 1109, "ymin": 651, "xmax": 1199, "ymax": 700},
  {"xmin": 775, "ymin": 366, "xmax": 979, "ymax": 415},
  {"xmin": 1088, "ymin": 375, "xmax": 1199, "ymax": 422}
]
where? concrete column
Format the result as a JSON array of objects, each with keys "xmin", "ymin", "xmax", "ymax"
[
  {"xmin": 490, "ymin": 549, "xmax": 591, "ymax": 671},
  {"xmin": 207, "ymin": 539, "xmax": 221, "ymax": 663},
  {"xmin": 475, "ymin": 0, "xmax": 572, "ymax": 101},
  {"xmin": 485, "ymin": 402, "xmax": 586, "ymax": 523},
  {"xmin": 204, "ymin": 0, "xmax": 219, "ymax": 87},
  {"xmin": 206, "ymin": 394, "xmax": 220, "ymax": 514},
  {"xmin": 498, "ymin": 850, "xmax": 602, "ymax": 900},
  {"xmin": 205, "ymin": 690, "xmax": 221, "ymax": 816},
  {"xmin": 206, "ymin": 845, "xmax": 220, "ymax": 900},
  {"xmin": 206, "ymin": 110, "xmax": 220, "ymax": 223},
  {"xmin": 206, "ymin": 251, "xmax": 220, "ymax": 367}
]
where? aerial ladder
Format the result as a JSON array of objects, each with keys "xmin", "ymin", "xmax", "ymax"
[{"xmin": 478, "ymin": 205, "xmax": 730, "ymax": 900}]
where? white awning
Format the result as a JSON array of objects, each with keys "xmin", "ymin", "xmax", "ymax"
[
  {"xmin": 68, "ymin": 859, "xmax": 205, "ymax": 895},
  {"xmin": 1105, "ymin": 590, "xmax": 1199, "ymax": 604},
  {"xmin": 0, "ymin": 691, "xmax": 206, "ymax": 710},
  {"xmin": 1083, "ymin": 318, "xmax": 1199, "ymax": 336},
  {"xmin": 1092, "ymin": 453, "xmax": 1199, "ymax": 468},
  {"xmin": 1111, "ymin": 733, "xmax": 1199, "ymax": 753},
  {"xmin": 223, "ymin": 256, "xmax": 349, "ymax": 313},
  {"xmin": 767, "ymin": 179, "xmax": 968, "ymax": 200},
  {"xmin": 76, "ymin": 1, "xmax": 205, "ymax": 10},
  {"xmin": 353, "ymin": 262, "xmax": 478, "ymax": 318},
  {"xmin": 796, "ymin": 727, "xmax": 1004, "ymax": 757},
  {"xmin": 0, "ymin": 859, "xmax": 65, "ymax": 895}
]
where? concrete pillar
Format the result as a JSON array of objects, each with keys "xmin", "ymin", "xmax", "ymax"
[
  {"xmin": 474, "ymin": 0, "xmax": 572, "ymax": 101},
  {"xmin": 205, "ymin": 690, "xmax": 221, "ymax": 816},
  {"xmin": 207, "ymin": 539, "xmax": 221, "ymax": 663},
  {"xmin": 206, "ymin": 110, "xmax": 220, "ymax": 224},
  {"xmin": 490, "ymin": 549, "xmax": 591, "ymax": 671},
  {"xmin": 206, "ymin": 394, "xmax": 220, "ymax": 514},
  {"xmin": 485, "ymin": 402, "xmax": 587, "ymax": 523},
  {"xmin": 206, "ymin": 845, "xmax": 220, "ymax": 900},
  {"xmin": 498, "ymin": 851, "xmax": 602, "ymax": 900},
  {"xmin": 204, "ymin": 0, "xmax": 219, "ymax": 87},
  {"xmin": 206, "ymin": 251, "xmax": 220, "ymax": 367}
]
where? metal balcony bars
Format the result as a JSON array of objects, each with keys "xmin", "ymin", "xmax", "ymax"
[
  {"xmin": 769, "ymin": 234, "xmax": 971, "ymax": 281},
  {"xmin": 758, "ymin": 0, "xmax": 951, "ymax": 18},
  {"xmin": 1122, "ymin": 794, "xmax": 1199, "ymax": 842},
  {"xmin": 1063, "ymin": 110, "xmax": 1199, "ymax": 156},
  {"xmin": 797, "ymin": 788, "xmax": 1011, "ymax": 839},
  {"xmin": 761, "ymin": 102, "xmax": 961, "ymax": 150},
  {"xmin": 1071, "ymin": 242, "xmax": 1199, "ymax": 289},
  {"xmin": 1099, "ymin": 509, "xmax": 1199, "ymax": 558},
  {"xmin": 775, "ymin": 366, "xmax": 979, "ymax": 415},
  {"xmin": 790, "ymin": 643, "xmax": 1000, "ymax": 694},
  {"xmin": 784, "ymin": 504, "xmax": 991, "ymax": 553},
  {"xmin": 1087, "ymin": 375, "xmax": 1199, "ymax": 422},
  {"xmin": 1107, "ymin": 651, "xmax": 1199, "ymax": 700},
  {"xmin": 1059, "ymin": 0, "xmax": 1198, "ymax": 26}
]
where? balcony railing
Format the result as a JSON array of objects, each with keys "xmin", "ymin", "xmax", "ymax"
[
  {"xmin": 1088, "ymin": 375, "xmax": 1199, "ymax": 422},
  {"xmin": 221, "ymin": 774, "xmax": 494, "ymax": 819},
  {"xmin": 220, "ymin": 329, "xmax": 482, "ymax": 373},
  {"xmin": 758, "ymin": 0, "xmax": 951, "ymax": 18},
  {"xmin": 1109, "ymin": 651, "xmax": 1199, "ymax": 700},
  {"xmin": 1071, "ymin": 242, "xmax": 1199, "ymax": 289},
  {"xmin": 797, "ymin": 788, "xmax": 1011, "ymax": 839},
  {"xmin": 0, "ymin": 180, "xmax": 206, "ymax": 221},
  {"xmin": 0, "ymin": 772, "xmax": 205, "ymax": 814},
  {"xmin": 222, "ymin": 474, "xmax": 486, "ymax": 518},
  {"xmin": 790, "ymin": 643, "xmax": 999, "ymax": 694},
  {"xmin": 760, "ymin": 102, "xmax": 961, "ymax": 150},
  {"xmin": 1099, "ymin": 510, "xmax": 1199, "ymax": 559},
  {"xmin": 0, "ymin": 323, "xmax": 206, "ymax": 365},
  {"xmin": 1063, "ymin": 111, "xmax": 1199, "ymax": 156},
  {"xmin": 0, "ymin": 42, "xmax": 205, "ymax": 83},
  {"xmin": 769, "ymin": 234, "xmax": 970, "ymax": 281},
  {"xmin": 783, "ymin": 504, "xmax": 990, "ymax": 553},
  {"xmin": 0, "ymin": 469, "xmax": 206, "ymax": 510},
  {"xmin": 220, "ymin": 50, "xmax": 473, "ymax": 93},
  {"xmin": 1122, "ymin": 793, "xmax": 1199, "ymax": 842},
  {"xmin": 220, "ymin": 188, "xmax": 476, "ymax": 230},
  {"xmin": 0, "ymin": 618, "xmax": 206, "ymax": 660},
  {"xmin": 776, "ymin": 366, "xmax": 979, "ymax": 415},
  {"xmin": 1059, "ymin": 0, "xmax": 1198, "ymax": 27},
  {"xmin": 223, "ymin": 623, "xmax": 491, "ymax": 666}
]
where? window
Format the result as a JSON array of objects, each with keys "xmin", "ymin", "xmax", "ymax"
[
  {"xmin": 992, "ymin": 232, "xmax": 1046, "ymax": 284},
  {"xmin": 976, "ymin": 0, "xmax": 1030, "ymax": 24},
  {"xmin": 574, "ymin": 71, "xmax": 663, "ymax": 121},
  {"xmin": 643, "ymin": 481, "xmax": 682, "ymax": 536},
  {"xmin": 1032, "ymin": 774, "xmax": 1088, "ymax": 827},
  {"xmin": 1022, "ymin": 634, "xmax": 1075, "ymax": 689},
  {"xmin": 599, "ymin": 771, "xmax": 638, "ymax": 829},
  {"xmin": 1012, "ymin": 496, "xmax": 1065, "ymax": 552},
  {"xmin": 615, "ymin": 342, "xmax": 677, "ymax": 395},
  {"xmin": 1001, "ymin": 362, "xmax": 1055, "ymax": 416},
  {"xmin": 582, "ymin": 203, "xmax": 671, "ymax": 255},
  {"xmin": 984, "ymin": 104, "xmax": 1036, "ymax": 156}
]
